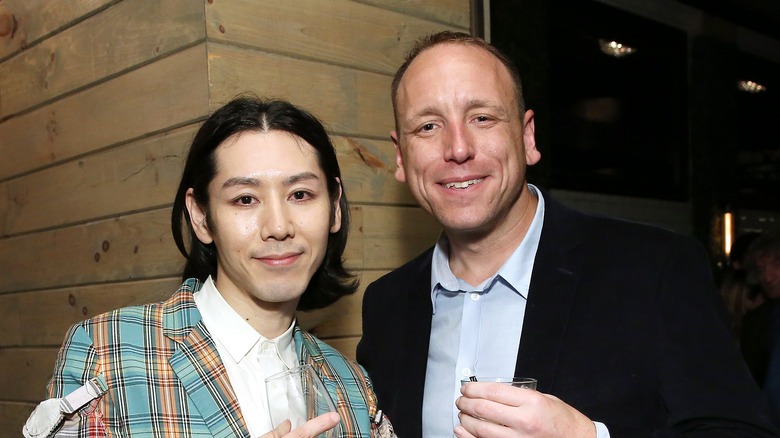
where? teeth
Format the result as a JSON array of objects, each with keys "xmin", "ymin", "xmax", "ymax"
[{"xmin": 444, "ymin": 178, "xmax": 483, "ymax": 189}]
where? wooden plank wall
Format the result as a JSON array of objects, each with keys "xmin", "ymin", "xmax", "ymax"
[{"xmin": 0, "ymin": 0, "xmax": 467, "ymax": 434}]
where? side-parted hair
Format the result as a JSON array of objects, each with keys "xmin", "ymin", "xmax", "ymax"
[
  {"xmin": 171, "ymin": 96, "xmax": 357, "ymax": 310},
  {"xmin": 391, "ymin": 31, "xmax": 526, "ymax": 127}
]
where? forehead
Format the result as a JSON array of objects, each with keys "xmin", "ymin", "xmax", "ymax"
[
  {"xmin": 214, "ymin": 130, "xmax": 324, "ymax": 177},
  {"xmin": 397, "ymin": 43, "xmax": 517, "ymax": 113}
]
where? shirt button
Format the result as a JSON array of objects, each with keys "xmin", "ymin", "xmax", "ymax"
[
  {"xmin": 462, "ymin": 368, "xmax": 472, "ymax": 376},
  {"xmin": 470, "ymin": 293, "xmax": 480, "ymax": 301}
]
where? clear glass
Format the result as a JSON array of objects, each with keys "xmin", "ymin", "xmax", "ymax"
[
  {"xmin": 265, "ymin": 364, "xmax": 342, "ymax": 438},
  {"xmin": 460, "ymin": 376, "xmax": 537, "ymax": 390}
]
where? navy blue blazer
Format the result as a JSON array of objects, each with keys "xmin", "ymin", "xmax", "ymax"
[{"xmin": 357, "ymin": 193, "xmax": 779, "ymax": 437}]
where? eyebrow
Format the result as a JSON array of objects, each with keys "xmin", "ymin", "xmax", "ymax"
[{"xmin": 221, "ymin": 172, "xmax": 320, "ymax": 189}]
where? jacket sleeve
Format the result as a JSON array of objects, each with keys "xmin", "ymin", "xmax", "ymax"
[{"xmin": 42, "ymin": 323, "xmax": 109, "ymax": 437}]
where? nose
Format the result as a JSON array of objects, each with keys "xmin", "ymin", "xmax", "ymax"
[
  {"xmin": 260, "ymin": 198, "xmax": 295, "ymax": 241},
  {"xmin": 443, "ymin": 123, "xmax": 475, "ymax": 164}
]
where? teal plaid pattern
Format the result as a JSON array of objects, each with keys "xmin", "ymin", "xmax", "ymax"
[{"xmin": 46, "ymin": 278, "xmax": 380, "ymax": 437}]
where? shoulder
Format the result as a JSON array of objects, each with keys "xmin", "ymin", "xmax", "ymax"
[
  {"xmin": 300, "ymin": 330, "xmax": 368, "ymax": 378},
  {"xmin": 367, "ymin": 247, "xmax": 433, "ymax": 292},
  {"xmin": 68, "ymin": 279, "xmax": 201, "ymax": 341},
  {"xmin": 545, "ymin": 193, "xmax": 702, "ymax": 255}
]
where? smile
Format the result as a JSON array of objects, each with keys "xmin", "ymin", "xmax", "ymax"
[
  {"xmin": 443, "ymin": 178, "xmax": 484, "ymax": 189},
  {"xmin": 255, "ymin": 253, "xmax": 301, "ymax": 267}
]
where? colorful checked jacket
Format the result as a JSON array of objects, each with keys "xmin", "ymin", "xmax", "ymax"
[{"xmin": 45, "ymin": 279, "xmax": 382, "ymax": 437}]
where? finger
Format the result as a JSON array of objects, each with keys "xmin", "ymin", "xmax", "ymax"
[
  {"xmin": 286, "ymin": 412, "xmax": 340, "ymax": 438},
  {"xmin": 263, "ymin": 419, "xmax": 291, "ymax": 438},
  {"xmin": 457, "ymin": 411, "xmax": 513, "ymax": 438},
  {"xmin": 457, "ymin": 393, "xmax": 537, "ymax": 430}
]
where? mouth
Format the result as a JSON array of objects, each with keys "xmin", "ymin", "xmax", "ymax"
[
  {"xmin": 254, "ymin": 252, "xmax": 302, "ymax": 267},
  {"xmin": 442, "ymin": 178, "xmax": 484, "ymax": 189}
]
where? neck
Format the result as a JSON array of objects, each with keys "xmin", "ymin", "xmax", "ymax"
[
  {"xmin": 214, "ymin": 281, "xmax": 298, "ymax": 339},
  {"xmin": 446, "ymin": 189, "xmax": 538, "ymax": 286}
]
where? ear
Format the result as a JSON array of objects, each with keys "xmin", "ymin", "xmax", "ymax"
[
  {"xmin": 522, "ymin": 110, "xmax": 541, "ymax": 166},
  {"xmin": 185, "ymin": 188, "xmax": 214, "ymax": 244},
  {"xmin": 330, "ymin": 178, "xmax": 343, "ymax": 233},
  {"xmin": 391, "ymin": 130, "xmax": 407, "ymax": 183}
]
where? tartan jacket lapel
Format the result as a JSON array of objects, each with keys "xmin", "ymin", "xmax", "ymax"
[
  {"xmin": 164, "ymin": 279, "xmax": 251, "ymax": 438},
  {"xmin": 295, "ymin": 327, "xmax": 374, "ymax": 438}
]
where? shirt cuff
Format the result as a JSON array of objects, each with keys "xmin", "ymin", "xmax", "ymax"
[{"xmin": 594, "ymin": 421, "xmax": 610, "ymax": 438}]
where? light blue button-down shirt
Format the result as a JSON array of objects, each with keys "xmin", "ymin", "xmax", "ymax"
[{"xmin": 422, "ymin": 185, "xmax": 609, "ymax": 438}]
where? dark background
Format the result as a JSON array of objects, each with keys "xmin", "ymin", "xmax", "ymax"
[{"xmin": 490, "ymin": 0, "xmax": 779, "ymax": 246}]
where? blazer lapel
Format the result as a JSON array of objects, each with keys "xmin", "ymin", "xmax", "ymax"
[
  {"xmin": 515, "ymin": 195, "xmax": 584, "ymax": 393},
  {"xmin": 399, "ymin": 252, "xmax": 435, "ymax": 430},
  {"xmin": 164, "ymin": 286, "xmax": 250, "ymax": 438}
]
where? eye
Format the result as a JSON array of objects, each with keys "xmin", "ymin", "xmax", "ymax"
[
  {"xmin": 290, "ymin": 190, "xmax": 313, "ymax": 201},
  {"xmin": 235, "ymin": 195, "xmax": 256, "ymax": 205},
  {"xmin": 421, "ymin": 123, "xmax": 436, "ymax": 131}
]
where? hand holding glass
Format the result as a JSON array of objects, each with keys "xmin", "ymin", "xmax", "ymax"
[{"xmin": 265, "ymin": 364, "xmax": 342, "ymax": 438}]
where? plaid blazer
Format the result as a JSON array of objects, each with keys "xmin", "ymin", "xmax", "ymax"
[{"xmin": 47, "ymin": 279, "xmax": 380, "ymax": 437}]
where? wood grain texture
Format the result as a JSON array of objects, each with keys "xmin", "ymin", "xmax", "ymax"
[
  {"xmin": 206, "ymin": 0, "xmax": 458, "ymax": 75},
  {"xmin": 0, "ymin": 43, "xmax": 208, "ymax": 182},
  {"xmin": 0, "ymin": 205, "xmax": 435, "ymax": 293},
  {"xmin": 0, "ymin": 0, "xmax": 116, "ymax": 61},
  {"xmin": 1, "ymin": 131, "xmax": 412, "ymax": 236},
  {"xmin": 0, "ymin": 401, "xmax": 37, "ymax": 438},
  {"xmin": 1, "ymin": 348, "xmax": 58, "ymax": 402},
  {"xmin": 207, "ymin": 43, "xmax": 394, "ymax": 138},
  {"xmin": 0, "ymin": 0, "xmax": 204, "ymax": 118},
  {"xmin": 0, "ymin": 208, "xmax": 183, "ymax": 294},
  {"xmin": 0, "ymin": 277, "xmax": 179, "ymax": 347},
  {"xmin": 358, "ymin": 204, "xmax": 441, "ymax": 269},
  {"xmin": 354, "ymin": 0, "xmax": 470, "ymax": 29},
  {"xmin": 3, "ymin": 125, "xmax": 196, "ymax": 235},
  {"xmin": 334, "ymin": 135, "xmax": 417, "ymax": 205}
]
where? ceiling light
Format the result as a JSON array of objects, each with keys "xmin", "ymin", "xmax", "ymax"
[
  {"xmin": 738, "ymin": 80, "xmax": 767, "ymax": 93},
  {"xmin": 599, "ymin": 39, "xmax": 636, "ymax": 58}
]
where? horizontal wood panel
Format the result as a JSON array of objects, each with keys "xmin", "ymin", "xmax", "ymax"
[
  {"xmin": 360, "ymin": 204, "xmax": 440, "ymax": 269},
  {"xmin": 353, "ymin": 0, "xmax": 471, "ymax": 28},
  {"xmin": 0, "ymin": 0, "xmax": 115, "ymax": 61},
  {"xmin": 0, "ymin": 43, "xmax": 208, "ymax": 181},
  {"xmin": 334, "ymin": 136, "xmax": 416, "ymax": 205},
  {"xmin": 0, "ymin": 401, "xmax": 37, "ymax": 438},
  {"xmin": 353, "ymin": 0, "xmax": 470, "ymax": 28},
  {"xmin": 0, "ymin": 0, "xmax": 204, "ymax": 118},
  {"xmin": 0, "ymin": 277, "xmax": 179, "ymax": 347},
  {"xmin": 207, "ymin": 0, "xmax": 456, "ymax": 75},
  {"xmin": 0, "ymin": 205, "xmax": 435, "ymax": 293},
  {"xmin": 0, "ymin": 348, "xmax": 57, "ymax": 402},
  {"xmin": 0, "ymin": 208, "xmax": 183, "ymax": 293},
  {"xmin": 2, "ymin": 131, "xmax": 410, "ymax": 236},
  {"xmin": 3, "ymin": 126, "xmax": 196, "ymax": 235},
  {"xmin": 207, "ymin": 43, "xmax": 394, "ymax": 139}
]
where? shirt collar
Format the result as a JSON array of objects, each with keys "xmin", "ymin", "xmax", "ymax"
[
  {"xmin": 194, "ymin": 276, "xmax": 297, "ymax": 368},
  {"xmin": 430, "ymin": 184, "xmax": 546, "ymax": 312}
]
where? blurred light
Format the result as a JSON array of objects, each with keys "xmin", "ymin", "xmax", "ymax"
[
  {"xmin": 599, "ymin": 39, "xmax": 636, "ymax": 58},
  {"xmin": 724, "ymin": 212, "xmax": 733, "ymax": 256},
  {"xmin": 738, "ymin": 80, "xmax": 767, "ymax": 93}
]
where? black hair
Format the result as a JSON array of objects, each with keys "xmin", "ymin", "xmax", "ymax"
[{"xmin": 171, "ymin": 96, "xmax": 357, "ymax": 310}]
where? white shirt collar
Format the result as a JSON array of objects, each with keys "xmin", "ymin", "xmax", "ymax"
[
  {"xmin": 193, "ymin": 276, "xmax": 297, "ymax": 368},
  {"xmin": 430, "ymin": 183, "xmax": 546, "ymax": 311}
]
